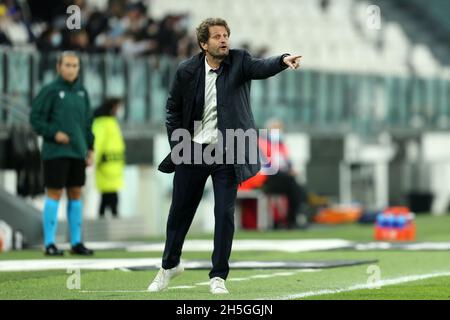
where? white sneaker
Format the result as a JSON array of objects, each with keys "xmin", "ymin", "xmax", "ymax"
[
  {"xmin": 209, "ymin": 277, "xmax": 229, "ymax": 294},
  {"xmin": 147, "ymin": 264, "xmax": 184, "ymax": 292}
]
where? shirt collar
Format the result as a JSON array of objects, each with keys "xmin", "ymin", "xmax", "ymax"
[
  {"xmin": 56, "ymin": 75, "xmax": 81, "ymax": 88},
  {"xmin": 205, "ymin": 57, "xmax": 221, "ymax": 74}
]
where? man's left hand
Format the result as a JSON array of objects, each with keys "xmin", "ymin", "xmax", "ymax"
[{"xmin": 283, "ymin": 55, "xmax": 302, "ymax": 70}]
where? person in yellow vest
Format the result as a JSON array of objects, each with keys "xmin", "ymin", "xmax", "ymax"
[{"xmin": 92, "ymin": 98, "xmax": 126, "ymax": 218}]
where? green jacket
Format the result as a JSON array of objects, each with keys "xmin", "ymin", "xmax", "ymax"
[
  {"xmin": 30, "ymin": 76, "xmax": 94, "ymax": 161},
  {"xmin": 92, "ymin": 116, "xmax": 125, "ymax": 192}
]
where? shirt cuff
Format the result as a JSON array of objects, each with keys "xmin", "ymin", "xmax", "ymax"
[{"xmin": 280, "ymin": 53, "xmax": 291, "ymax": 69}]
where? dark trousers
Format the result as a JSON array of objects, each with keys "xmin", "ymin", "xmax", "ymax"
[
  {"xmin": 99, "ymin": 192, "xmax": 118, "ymax": 217},
  {"xmin": 162, "ymin": 161, "xmax": 238, "ymax": 280},
  {"xmin": 263, "ymin": 172, "xmax": 307, "ymax": 227}
]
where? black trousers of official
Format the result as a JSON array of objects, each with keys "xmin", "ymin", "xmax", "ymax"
[
  {"xmin": 99, "ymin": 192, "xmax": 118, "ymax": 217},
  {"xmin": 161, "ymin": 160, "xmax": 238, "ymax": 280}
]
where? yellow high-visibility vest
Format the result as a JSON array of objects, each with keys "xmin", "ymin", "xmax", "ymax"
[{"xmin": 92, "ymin": 116, "xmax": 125, "ymax": 192}]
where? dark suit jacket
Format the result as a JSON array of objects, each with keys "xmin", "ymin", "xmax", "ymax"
[{"xmin": 158, "ymin": 49, "xmax": 289, "ymax": 183}]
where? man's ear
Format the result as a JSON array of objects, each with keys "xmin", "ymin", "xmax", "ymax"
[{"xmin": 200, "ymin": 42, "xmax": 208, "ymax": 52}]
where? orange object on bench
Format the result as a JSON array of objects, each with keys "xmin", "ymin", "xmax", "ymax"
[{"xmin": 314, "ymin": 206, "xmax": 363, "ymax": 224}]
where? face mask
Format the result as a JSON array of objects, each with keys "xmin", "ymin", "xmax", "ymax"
[{"xmin": 51, "ymin": 33, "xmax": 62, "ymax": 47}]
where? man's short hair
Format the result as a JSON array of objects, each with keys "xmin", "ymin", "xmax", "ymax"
[
  {"xmin": 57, "ymin": 51, "xmax": 80, "ymax": 65},
  {"xmin": 196, "ymin": 18, "xmax": 230, "ymax": 52}
]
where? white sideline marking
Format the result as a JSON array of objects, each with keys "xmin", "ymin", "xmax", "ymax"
[
  {"xmin": 0, "ymin": 258, "xmax": 162, "ymax": 272},
  {"xmin": 272, "ymin": 271, "xmax": 450, "ymax": 300},
  {"xmin": 80, "ymin": 290, "xmax": 148, "ymax": 293},
  {"xmin": 168, "ymin": 286, "xmax": 196, "ymax": 290},
  {"xmin": 250, "ymin": 274, "xmax": 279, "ymax": 279},
  {"xmin": 248, "ymin": 269, "xmax": 317, "ymax": 280},
  {"xmin": 355, "ymin": 242, "xmax": 450, "ymax": 251},
  {"xmin": 31, "ymin": 240, "xmax": 450, "ymax": 252},
  {"xmin": 188, "ymin": 270, "xmax": 317, "ymax": 288},
  {"xmin": 272, "ymin": 272, "xmax": 296, "ymax": 276},
  {"xmin": 228, "ymin": 277, "xmax": 250, "ymax": 282},
  {"xmin": 126, "ymin": 239, "xmax": 353, "ymax": 253}
]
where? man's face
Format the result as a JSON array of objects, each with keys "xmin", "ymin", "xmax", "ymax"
[
  {"xmin": 57, "ymin": 55, "xmax": 80, "ymax": 83},
  {"xmin": 202, "ymin": 25, "xmax": 229, "ymax": 59}
]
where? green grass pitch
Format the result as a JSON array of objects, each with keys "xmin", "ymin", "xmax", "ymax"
[{"xmin": 1, "ymin": 215, "xmax": 450, "ymax": 300}]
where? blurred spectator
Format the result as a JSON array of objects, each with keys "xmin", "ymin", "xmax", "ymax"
[
  {"xmin": 119, "ymin": 1, "xmax": 150, "ymax": 55},
  {"xmin": 0, "ymin": 4, "xmax": 11, "ymax": 45},
  {"xmin": 85, "ymin": 10, "xmax": 109, "ymax": 48},
  {"xmin": 93, "ymin": 98, "xmax": 126, "ymax": 219},
  {"xmin": 3, "ymin": 0, "xmax": 197, "ymax": 58},
  {"xmin": 239, "ymin": 119, "xmax": 310, "ymax": 229},
  {"xmin": 65, "ymin": 29, "xmax": 91, "ymax": 52},
  {"xmin": 36, "ymin": 27, "xmax": 63, "ymax": 52},
  {"xmin": 0, "ymin": 0, "xmax": 35, "ymax": 47},
  {"xmin": 177, "ymin": 33, "xmax": 198, "ymax": 59},
  {"xmin": 261, "ymin": 119, "xmax": 310, "ymax": 229},
  {"xmin": 109, "ymin": 0, "xmax": 127, "ymax": 18},
  {"xmin": 158, "ymin": 14, "xmax": 189, "ymax": 56}
]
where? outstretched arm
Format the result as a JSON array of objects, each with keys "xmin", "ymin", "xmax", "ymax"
[{"xmin": 242, "ymin": 51, "xmax": 302, "ymax": 80}]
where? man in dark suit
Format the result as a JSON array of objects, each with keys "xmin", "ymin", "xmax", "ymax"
[{"xmin": 149, "ymin": 18, "xmax": 302, "ymax": 294}]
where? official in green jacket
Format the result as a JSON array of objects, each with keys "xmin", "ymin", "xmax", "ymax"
[
  {"xmin": 30, "ymin": 51, "xmax": 94, "ymax": 256},
  {"xmin": 92, "ymin": 98, "xmax": 126, "ymax": 218}
]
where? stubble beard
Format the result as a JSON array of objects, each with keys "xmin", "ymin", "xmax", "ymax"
[{"xmin": 208, "ymin": 47, "xmax": 229, "ymax": 61}]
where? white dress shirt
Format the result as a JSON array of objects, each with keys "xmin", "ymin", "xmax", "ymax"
[{"xmin": 192, "ymin": 57, "xmax": 219, "ymax": 145}]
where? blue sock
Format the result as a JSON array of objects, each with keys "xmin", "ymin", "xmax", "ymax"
[
  {"xmin": 67, "ymin": 200, "xmax": 83, "ymax": 246},
  {"xmin": 43, "ymin": 198, "xmax": 59, "ymax": 247}
]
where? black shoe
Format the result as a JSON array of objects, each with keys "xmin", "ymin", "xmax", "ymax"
[
  {"xmin": 70, "ymin": 243, "xmax": 94, "ymax": 256},
  {"xmin": 45, "ymin": 244, "xmax": 64, "ymax": 256}
]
